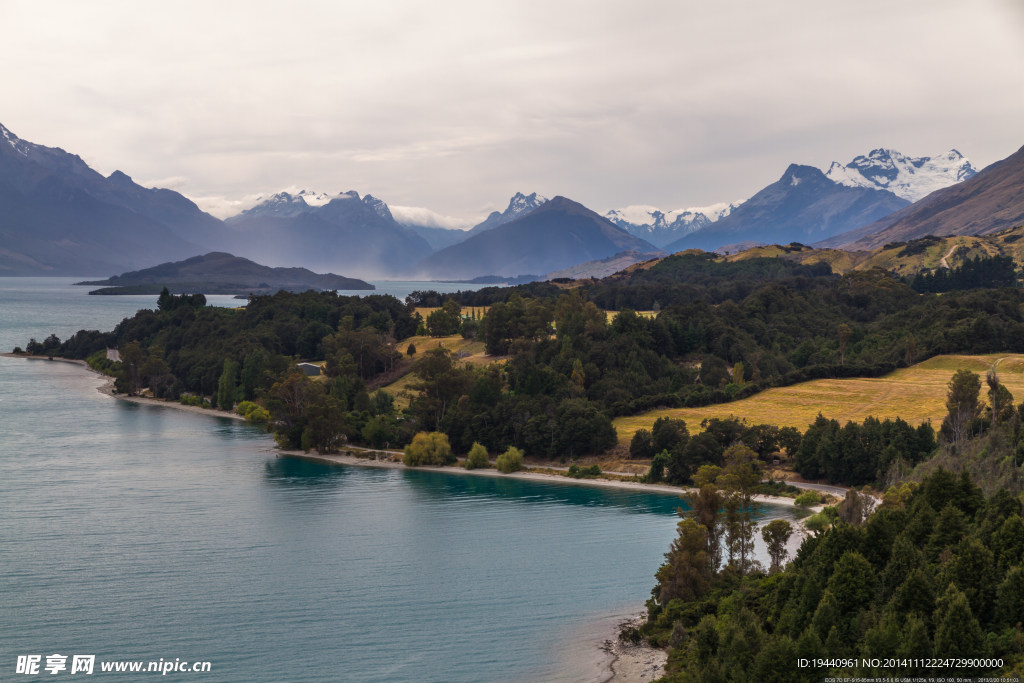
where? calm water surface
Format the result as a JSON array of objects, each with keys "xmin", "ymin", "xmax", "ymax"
[{"xmin": 0, "ymin": 279, "xmax": 801, "ymax": 681}]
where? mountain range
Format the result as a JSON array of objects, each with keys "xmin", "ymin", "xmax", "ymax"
[
  {"xmin": 220, "ymin": 190, "xmax": 433, "ymax": 275},
  {"xmin": 1, "ymin": 120, "xmax": 1019, "ymax": 281},
  {"xmin": 0, "ymin": 123, "xmax": 215, "ymax": 275},
  {"xmin": 604, "ymin": 201, "xmax": 745, "ymax": 248},
  {"xmin": 663, "ymin": 164, "xmax": 912, "ymax": 253}
]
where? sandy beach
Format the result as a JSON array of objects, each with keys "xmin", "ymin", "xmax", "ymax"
[
  {"xmin": 284, "ymin": 449, "xmax": 815, "ymax": 510},
  {"xmin": 2, "ymin": 353, "xmax": 245, "ymax": 421},
  {"xmin": 601, "ymin": 615, "xmax": 668, "ymax": 683}
]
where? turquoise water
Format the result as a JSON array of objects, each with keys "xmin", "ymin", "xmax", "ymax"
[{"xmin": 0, "ymin": 280, "xmax": 801, "ymax": 681}]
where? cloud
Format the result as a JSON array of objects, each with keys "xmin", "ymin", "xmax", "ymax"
[
  {"xmin": 389, "ymin": 206, "xmax": 479, "ymax": 231},
  {"xmin": 3, "ymin": 0, "xmax": 1023, "ymax": 218}
]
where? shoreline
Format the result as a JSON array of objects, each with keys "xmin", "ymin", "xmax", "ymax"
[
  {"xmin": 601, "ymin": 614, "xmax": 668, "ymax": 683},
  {"xmin": 2, "ymin": 353, "xmax": 244, "ymax": 421},
  {"xmin": 3, "ymin": 352, "xmax": 819, "ymax": 509},
  {"xmin": 282, "ymin": 449, "xmax": 815, "ymax": 510}
]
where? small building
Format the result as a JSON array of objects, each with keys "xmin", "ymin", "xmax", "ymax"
[{"xmin": 297, "ymin": 362, "xmax": 322, "ymax": 377}]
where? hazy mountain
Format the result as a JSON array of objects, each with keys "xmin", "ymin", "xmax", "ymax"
[
  {"xmin": 663, "ymin": 164, "xmax": 910, "ymax": 253},
  {"xmin": 402, "ymin": 224, "xmax": 470, "ymax": 251},
  {"xmin": 818, "ymin": 144, "xmax": 1024, "ymax": 251},
  {"xmin": 544, "ymin": 250, "xmax": 665, "ymax": 280},
  {"xmin": 605, "ymin": 201, "xmax": 744, "ymax": 247},
  {"xmin": 416, "ymin": 196, "xmax": 659, "ymax": 279},
  {"xmin": 824, "ymin": 148, "xmax": 977, "ymax": 202},
  {"xmin": 0, "ymin": 122, "xmax": 221, "ymax": 275},
  {"xmin": 78, "ymin": 251, "xmax": 371, "ymax": 294},
  {"xmin": 224, "ymin": 191, "xmax": 433, "ymax": 277},
  {"xmin": 386, "ymin": 205, "xmax": 473, "ymax": 250},
  {"xmin": 465, "ymin": 192, "xmax": 548, "ymax": 236}
]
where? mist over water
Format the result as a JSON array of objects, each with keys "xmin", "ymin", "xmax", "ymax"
[{"xmin": 0, "ymin": 279, "xmax": 800, "ymax": 681}]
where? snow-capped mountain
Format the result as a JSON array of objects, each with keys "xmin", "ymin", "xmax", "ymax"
[
  {"xmin": 825, "ymin": 149, "xmax": 977, "ymax": 202},
  {"xmin": 234, "ymin": 189, "xmax": 397, "ymax": 221},
  {"xmin": 1, "ymin": 122, "xmax": 32, "ymax": 157},
  {"xmin": 663, "ymin": 164, "xmax": 910, "ymax": 254},
  {"xmin": 360, "ymin": 193, "xmax": 394, "ymax": 221},
  {"xmin": 466, "ymin": 192, "xmax": 549, "ymax": 236},
  {"xmin": 605, "ymin": 201, "xmax": 745, "ymax": 248},
  {"xmin": 223, "ymin": 189, "xmax": 433, "ymax": 276},
  {"xmin": 820, "ymin": 143, "xmax": 1024, "ymax": 250}
]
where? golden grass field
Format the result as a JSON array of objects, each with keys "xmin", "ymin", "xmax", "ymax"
[
  {"xmin": 613, "ymin": 354, "xmax": 1024, "ymax": 444},
  {"xmin": 383, "ymin": 334, "xmax": 491, "ymax": 408}
]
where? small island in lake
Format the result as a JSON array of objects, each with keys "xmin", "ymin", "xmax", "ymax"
[{"xmin": 77, "ymin": 252, "xmax": 374, "ymax": 295}]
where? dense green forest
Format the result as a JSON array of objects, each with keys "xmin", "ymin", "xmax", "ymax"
[
  {"xmin": 22, "ymin": 252, "xmax": 1024, "ymax": 466},
  {"xmin": 642, "ymin": 465, "xmax": 1024, "ymax": 680},
  {"xmin": 910, "ymin": 254, "xmax": 1019, "ymax": 293}
]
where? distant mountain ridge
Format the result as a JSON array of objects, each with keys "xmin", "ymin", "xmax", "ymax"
[
  {"xmin": 2, "ymin": 121, "xmax": 1003, "ymax": 279},
  {"xmin": 222, "ymin": 190, "xmax": 432, "ymax": 277},
  {"xmin": 0, "ymin": 122, "xmax": 220, "ymax": 275},
  {"xmin": 605, "ymin": 201, "xmax": 744, "ymax": 248},
  {"xmin": 663, "ymin": 164, "xmax": 910, "ymax": 253},
  {"xmin": 416, "ymin": 196, "xmax": 659, "ymax": 279}
]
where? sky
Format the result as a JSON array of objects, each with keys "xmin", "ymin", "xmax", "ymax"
[{"xmin": 4, "ymin": 0, "xmax": 1024, "ymax": 225}]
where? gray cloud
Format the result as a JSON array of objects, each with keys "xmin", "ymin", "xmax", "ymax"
[{"xmin": 4, "ymin": 0, "xmax": 1023, "ymax": 219}]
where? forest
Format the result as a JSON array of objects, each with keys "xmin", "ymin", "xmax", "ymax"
[
  {"xmin": 640, "ymin": 465, "xmax": 1024, "ymax": 680},
  {"xmin": 21, "ymin": 252, "xmax": 1024, "ymax": 473}
]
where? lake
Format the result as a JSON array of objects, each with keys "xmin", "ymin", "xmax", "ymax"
[{"xmin": 0, "ymin": 279, "xmax": 801, "ymax": 681}]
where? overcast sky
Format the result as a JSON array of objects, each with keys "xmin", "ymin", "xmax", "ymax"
[{"xmin": 4, "ymin": 0, "xmax": 1024, "ymax": 224}]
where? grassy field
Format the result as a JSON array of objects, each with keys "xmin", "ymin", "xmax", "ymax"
[
  {"xmin": 382, "ymin": 334, "xmax": 492, "ymax": 408},
  {"xmin": 613, "ymin": 353, "xmax": 1024, "ymax": 444},
  {"xmin": 413, "ymin": 306, "xmax": 490, "ymax": 320}
]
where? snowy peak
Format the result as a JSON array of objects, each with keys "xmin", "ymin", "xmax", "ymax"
[
  {"xmin": 0, "ymin": 122, "xmax": 31, "ymax": 157},
  {"xmin": 361, "ymin": 194, "xmax": 393, "ymax": 221},
  {"xmin": 825, "ymin": 148, "xmax": 977, "ymax": 202},
  {"xmin": 605, "ymin": 200, "xmax": 745, "ymax": 248},
  {"xmin": 237, "ymin": 191, "xmax": 314, "ymax": 219},
  {"xmin": 293, "ymin": 189, "xmax": 338, "ymax": 207},
  {"xmin": 467, "ymin": 191, "xmax": 549, "ymax": 235},
  {"xmin": 237, "ymin": 189, "xmax": 366, "ymax": 219},
  {"xmin": 506, "ymin": 191, "xmax": 548, "ymax": 216}
]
